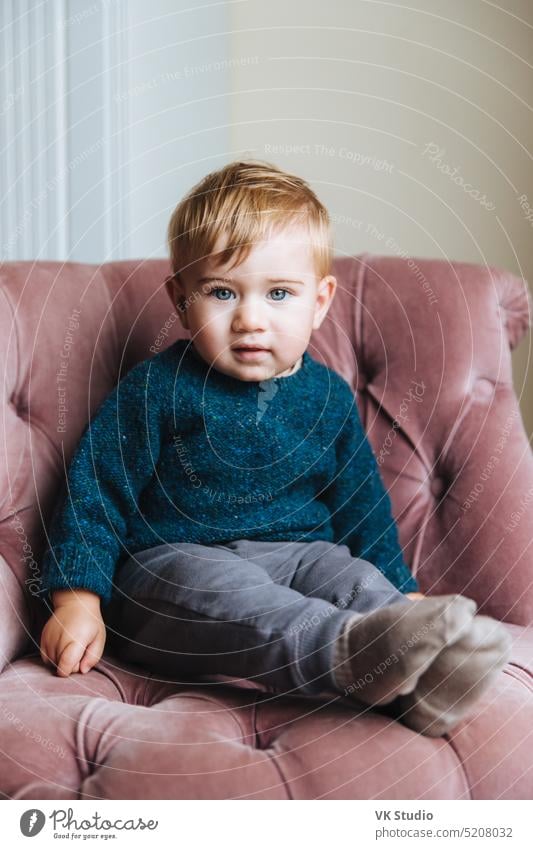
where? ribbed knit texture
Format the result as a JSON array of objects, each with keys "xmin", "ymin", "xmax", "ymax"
[
  {"xmin": 332, "ymin": 614, "xmax": 363, "ymax": 691},
  {"xmin": 39, "ymin": 339, "xmax": 419, "ymax": 607}
]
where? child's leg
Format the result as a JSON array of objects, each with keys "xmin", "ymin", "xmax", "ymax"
[
  {"xmin": 256, "ymin": 539, "xmax": 409, "ymax": 613},
  {"xmin": 253, "ymin": 540, "xmax": 511, "ymax": 729},
  {"xmin": 108, "ymin": 539, "xmax": 511, "ymax": 731},
  {"xmin": 109, "ymin": 540, "xmax": 380, "ymax": 696}
]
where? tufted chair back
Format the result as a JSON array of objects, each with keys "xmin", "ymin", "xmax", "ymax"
[{"xmin": 0, "ymin": 254, "xmax": 531, "ymax": 671}]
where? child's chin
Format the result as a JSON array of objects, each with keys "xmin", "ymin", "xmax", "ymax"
[
  {"xmin": 235, "ymin": 367, "xmax": 275, "ymax": 382},
  {"xmin": 226, "ymin": 362, "xmax": 278, "ymax": 382}
]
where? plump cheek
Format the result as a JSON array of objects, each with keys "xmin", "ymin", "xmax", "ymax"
[
  {"xmin": 189, "ymin": 320, "xmax": 232, "ymax": 365},
  {"xmin": 274, "ymin": 310, "xmax": 314, "ymax": 345},
  {"xmin": 189, "ymin": 306, "xmax": 228, "ymax": 338}
]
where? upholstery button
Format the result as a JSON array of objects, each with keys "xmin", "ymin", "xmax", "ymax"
[
  {"xmin": 473, "ymin": 377, "xmax": 494, "ymax": 398},
  {"xmin": 430, "ymin": 477, "xmax": 446, "ymax": 497},
  {"xmin": 357, "ymin": 368, "xmax": 372, "ymax": 391}
]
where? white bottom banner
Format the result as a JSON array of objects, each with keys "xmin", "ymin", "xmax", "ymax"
[{"xmin": 3, "ymin": 799, "xmax": 530, "ymax": 848}]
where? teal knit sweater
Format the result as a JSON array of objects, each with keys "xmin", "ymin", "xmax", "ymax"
[{"xmin": 39, "ymin": 339, "xmax": 419, "ymax": 607}]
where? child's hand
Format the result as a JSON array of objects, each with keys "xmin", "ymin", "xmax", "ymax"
[
  {"xmin": 405, "ymin": 592, "xmax": 426, "ymax": 600},
  {"xmin": 40, "ymin": 591, "xmax": 106, "ymax": 677}
]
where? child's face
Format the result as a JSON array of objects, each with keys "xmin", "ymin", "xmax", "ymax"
[{"xmin": 168, "ymin": 223, "xmax": 337, "ymax": 382}]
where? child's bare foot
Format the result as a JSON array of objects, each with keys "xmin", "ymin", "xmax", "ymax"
[
  {"xmin": 391, "ymin": 614, "xmax": 512, "ymax": 737},
  {"xmin": 333, "ymin": 594, "xmax": 478, "ymax": 706}
]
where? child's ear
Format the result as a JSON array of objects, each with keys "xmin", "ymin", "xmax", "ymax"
[
  {"xmin": 165, "ymin": 273, "xmax": 189, "ymax": 330},
  {"xmin": 312, "ymin": 275, "xmax": 337, "ymax": 330}
]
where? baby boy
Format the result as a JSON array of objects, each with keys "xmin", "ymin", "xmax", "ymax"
[{"xmin": 39, "ymin": 160, "xmax": 511, "ymax": 737}]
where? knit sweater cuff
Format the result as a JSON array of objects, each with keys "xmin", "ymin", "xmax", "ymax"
[
  {"xmin": 400, "ymin": 571, "xmax": 419, "ymax": 594},
  {"xmin": 38, "ymin": 544, "xmax": 116, "ymax": 608}
]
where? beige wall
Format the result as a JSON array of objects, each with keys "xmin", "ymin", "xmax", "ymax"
[
  {"xmin": 4, "ymin": 1, "xmax": 530, "ymax": 434},
  {"xmin": 227, "ymin": 0, "xmax": 533, "ymax": 439}
]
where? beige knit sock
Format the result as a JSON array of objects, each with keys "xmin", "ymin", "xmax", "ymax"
[
  {"xmin": 392, "ymin": 614, "xmax": 512, "ymax": 737},
  {"xmin": 332, "ymin": 594, "xmax": 478, "ymax": 707}
]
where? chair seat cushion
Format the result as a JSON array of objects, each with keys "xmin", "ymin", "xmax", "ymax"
[{"xmin": 2, "ymin": 623, "xmax": 531, "ymax": 800}]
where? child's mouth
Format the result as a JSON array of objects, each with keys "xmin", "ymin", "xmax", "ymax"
[{"xmin": 232, "ymin": 347, "xmax": 270, "ymax": 361}]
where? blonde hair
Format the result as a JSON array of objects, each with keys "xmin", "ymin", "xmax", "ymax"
[{"xmin": 166, "ymin": 159, "xmax": 333, "ymax": 282}]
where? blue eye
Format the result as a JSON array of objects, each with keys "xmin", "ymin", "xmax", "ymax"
[
  {"xmin": 210, "ymin": 287, "xmax": 233, "ymax": 300},
  {"xmin": 208, "ymin": 287, "xmax": 291, "ymax": 302},
  {"xmin": 270, "ymin": 288, "xmax": 289, "ymax": 301}
]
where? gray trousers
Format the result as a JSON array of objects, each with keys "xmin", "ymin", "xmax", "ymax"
[{"xmin": 106, "ymin": 539, "xmax": 407, "ymax": 697}]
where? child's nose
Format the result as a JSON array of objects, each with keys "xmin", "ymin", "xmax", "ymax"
[{"xmin": 231, "ymin": 299, "xmax": 268, "ymax": 332}]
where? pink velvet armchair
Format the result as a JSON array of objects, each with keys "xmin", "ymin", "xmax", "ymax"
[{"xmin": 0, "ymin": 253, "xmax": 532, "ymax": 799}]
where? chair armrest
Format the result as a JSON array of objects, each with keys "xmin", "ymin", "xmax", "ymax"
[{"xmin": 0, "ymin": 548, "xmax": 33, "ymax": 672}]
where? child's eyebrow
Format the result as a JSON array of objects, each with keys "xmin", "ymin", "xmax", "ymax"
[{"xmin": 197, "ymin": 276, "xmax": 306, "ymax": 285}]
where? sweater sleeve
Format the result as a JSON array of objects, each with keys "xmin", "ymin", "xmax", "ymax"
[
  {"xmin": 321, "ymin": 381, "xmax": 419, "ymax": 594},
  {"xmin": 38, "ymin": 358, "xmax": 167, "ymax": 608}
]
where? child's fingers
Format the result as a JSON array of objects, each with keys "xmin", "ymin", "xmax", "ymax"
[
  {"xmin": 40, "ymin": 641, "xmax": 55, "ymax": 669},
  {"xmin": 56, "ymin": 642, "xmax": 84, "ymax": 678},
  {"xmin": 78, "ymin": 648, "xmax": 92, "ymax": 674},
  {"xmin": 79, "ymin": 637, "xmax": 103, "ymax": 674}
]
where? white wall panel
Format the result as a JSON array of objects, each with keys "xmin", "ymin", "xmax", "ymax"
[
  {"xmin": 1, "ymin": 0, "xmax": 231, "ymax": 263},
  {"xmin": 1, "ymin": 0, "xmax": 69, "ymax": 260}
]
